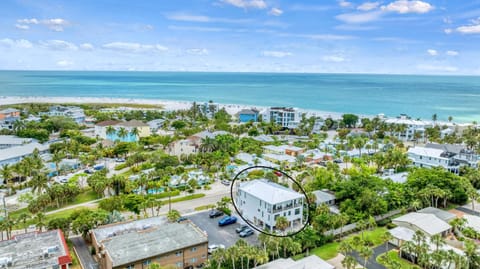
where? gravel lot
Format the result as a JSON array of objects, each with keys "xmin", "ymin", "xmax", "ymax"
[{"xmin": 187, "ymin": 210, "xmax": 260, "ymax": 248}]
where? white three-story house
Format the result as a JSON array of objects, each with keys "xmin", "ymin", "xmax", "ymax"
[{"xmin": 236, "ymin": 179, "xmax": 304, "ymax": 232}]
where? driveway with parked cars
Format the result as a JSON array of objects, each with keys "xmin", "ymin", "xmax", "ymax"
[{"xmin": 187, "ymin": 211, "xmax": 259, "ymax": 248}]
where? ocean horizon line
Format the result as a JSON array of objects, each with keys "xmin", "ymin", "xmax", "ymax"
[{"xmin": 0, "ymin": 69, "xmax": 479, "ymax": 78}]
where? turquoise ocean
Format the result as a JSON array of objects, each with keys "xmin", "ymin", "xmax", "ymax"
[{"xmin": 0, "ymin": 71, "xmax": 479, "ymax": 123}]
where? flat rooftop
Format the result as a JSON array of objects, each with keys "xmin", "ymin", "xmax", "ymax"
[
  {"xmin": 0, "ymin": 230, "xmax": 70, "ymax": 269},
  {"xmin": 239, "ymin": 179, "xmax": 304, "ymax": 205},
  {"xmin": 93, "ymin": 217, "xmax": 208, "ymax": 267}
]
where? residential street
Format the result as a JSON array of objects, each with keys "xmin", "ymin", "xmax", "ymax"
[
  {"xmin": 350, "ymin": 243, "xmax": 396, "ymax": 269},
  {"xmin": 71, "ymin": 236, "xmax": 99, "ymax": 269}
]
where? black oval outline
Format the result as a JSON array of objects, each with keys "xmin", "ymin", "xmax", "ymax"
[{"xmin": 230, "ymin": 165, "xmax": 311, "ymax": 238}]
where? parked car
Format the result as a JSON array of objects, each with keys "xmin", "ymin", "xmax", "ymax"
[
  {"xmin": 221, "ymin": 180, "xmax": 230, "ymax": 186},
  {"xmin": 274, "ymin": 171, "xmax": 282, "ymax": 177},
  {"xmin": 115, "ymin": 158, "xmax": 126, "ymax": 162},
  {"xmin": 84, "ymin": 169, "xmax": 93, "ymax": 174},
  {"xmin": 218, "ymin": 216, "xmax": 237, "ymax": 226},
  {"xmin": 239, "ymin": 227, "xmax": 254, "ymax": 238},
  {"xmin": 177, "ymin": 216, "xmax": 188, "ymax": 222},
  {"xmin": 208, "ymin": 244, "xmax": 225, "ymax": 254},
  {"xmin": 209, "ymin": 210, "xmax": 224, "ymax": 218},
  {"xmin": 235, "ymin": 225, "xmax": 249, "ymax": 233}
]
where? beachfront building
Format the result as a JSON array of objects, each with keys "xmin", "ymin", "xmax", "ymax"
[
  {"xmin": 236, "ymin": 179, "xmax": 304, "ymax": 232},
  {"xmin": 0, "ymin": 108, "xmax": 20, "ymax": 130},
  {"xmin": 384, "ymin": 114, "xmax": 432, "ymax": 141},
  {"xmin": 95, "ymin": 120, "xmax": 151, "ymax": 142},
  {"xmin": 408, "ymin": 145, "xmax": 478, "ymax": 174},
  {"xmin": 0, "ymin": 229, "xmax": 72, "ymax": 269},
  {"xmin": 0, "ymin": 142, "xmax": 49, "ymax": 166},
  {"xmin": 90, "ymin": 217, "xmax": 208, "ymax": 269},
  {"xmin": 40, "ymin": 105, "xmax": 85, "ymax": 123},
  {"xmin": 261, "ymin": 107, "xmax": 299, "ymax": 128},
  {"xmin": 237, "ymin": 108, "xmax": 259, "ymax": 123}
]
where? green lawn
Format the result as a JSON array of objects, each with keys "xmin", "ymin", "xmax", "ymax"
[
  {"xmin": 169, "ymin": 193, "xmax": 205, "ymax": 203},
  {"xmin": 293, "ymin": 227, "xmax": 388, "ymax": 262},
  {"xmin": 71, "ymin": 190, "xmax": 98, "ymax": 204},
  {"xmin": 194, "ymin": 204, "xmax": 215, "ymax": 211},
  {"xmin": 377, "ymin": 250, "xmax": 420, "ymax": 269}
]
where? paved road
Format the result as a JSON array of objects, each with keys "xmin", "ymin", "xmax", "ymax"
[
  {"xmin": 351, "ymin": 243, "xmax": 396, "ymax": 269},
  {"xmin": 456, "ymin": 206, "xmax": 480, "ymax": 216},
  {"xmin": 71, "ymin": 236, "xmax": 99, "ymax": 269},
  {"xmin": 188, "ymin": 211, "xmax": 259, "ymax": 248}
]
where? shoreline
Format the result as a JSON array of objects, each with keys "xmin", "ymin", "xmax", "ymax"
[
  {"xmin": 0, "ymin": 95, "xmax": 469, "ymax": 125},
  {"xmin": 0, "ymin": 96, "xmax": 348, "ymax": 120}
]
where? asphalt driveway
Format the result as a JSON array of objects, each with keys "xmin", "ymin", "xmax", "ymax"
[{"xmin": 187, "ymin": 211, "xmax": 259, "ymax": 248}]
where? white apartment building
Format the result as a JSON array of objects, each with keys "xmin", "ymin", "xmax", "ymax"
[
  {"xmin": 236, "ymin": 179, "xmax": 304, "ymax": 232},
  {"xmin": 261, "ymin": 107, "xmax": 299, "ymax": 128},
  {"xmin": 407, "ymin": 145, "xmax": 478, "ymax": 174},
  {"xmin": 384, "ymin": 115, "xmax": 432, "ymax": 141}
]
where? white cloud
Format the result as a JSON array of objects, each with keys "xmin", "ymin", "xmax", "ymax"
[
  {"xmin": 42, "ymin": 18, "xmax": 69, "ymax": 32},
  {"xmin": 186, "ymin": 48, "xmax": 209, "ymax": 55},
  {"xmin": 262, "ymin": 50, "xmax": 292, "ymax": 58},
  {"xmin": 15, "ymin": 24, "xmax": 30, "ymax": 30},
  {"xmin": 339, "ymin": 0, "xmax": 353, "ymax": 8},
  {"xmin": 222, "ymin": 0, "xmax": 267, "ymax": 9},
  {"xmin": 40, "ymin": 40, "xmax": 78, "ymax": 50},
  {"xmin": 381, "ymin": 0, "xmax": 434, "ymax": 14},
  {"xmin": 269, "ymin": 8, "xmax": 284, "ymax": 16},
  {"xmin": 417, "ymin": 64, "xmax": 458, "ymax": 72},
  {"xmin": 322, "ymin": 55, "xmax": 346, "ymax": 62},
  {"xmin": 444, "ymin": 28, "xmax": 453, "ymax": 34},
  {"xmin": 165, "ymin": 13, "xmax": 252, "ymax": 24},
  {"xmin": 80, "ymin": 43, "xmax": 94, "ymax": 51},
  {"xmin": 102, "ymin": 42, "xmax": 168, "ymax": 53},
  {"xmin": 168, "ymin": 25, "xmax": 228, "ymax": 32},
  {"xmin": 357, "ymin": 2, "xmax": 380, "ymax": 11},
  {"xmin": 17, "ymin": 18, "xmax": 69, "ymax": 31},
  {"xmin": 336, "ymin": 10, "xmax": 383, "ymax": 23},
  {"xmin": 56, "ymin": 60, "xmax": 74, "ymax": 67},
  {"xmin": 446, "ymin": 50, "xmax": 459, "ymax": 56},
  {"xmin": 0, "ymin": 38, "xmax": 33, "ymax": 49},
  {"xmin": 17, "ymin": 18, "xmax": 39, "ymax": 24},
  {"xmin": 427, "ymin": 49, "xmax": 438, "ymax": 56},
  {"xmin": 456, "ymin": 24, "xmax": 480, "ymax": 34}
]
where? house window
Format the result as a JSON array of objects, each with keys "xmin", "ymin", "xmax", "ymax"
[
  {"xmin": 262, "ymin": 211, "xmax": 264, "ymax": 217},
  {"xmin": 126, "ymin": 265, "xmax": 135, "ymax": 269},
  {"xmin": 283, "ymin": 212, "xmax": 286, "ymax": 216},
  {"xmin": 176, "ymin": 262, "xmax": 183, "ymax": 268},
  {"xmin": 202, "ymin": 254, "xmax": 206, "ymax": 258},
  {"xmin": 288, "ymin": 211, "xmax": 291, "ymax": 216},
  {"xmin": 274, "ymin": 214, "xmax": 279, "ymax": 220},
  {"xmin": 176, "ymin": 251, "xmax": 183, "ymax": 256},
  {"xmin": 191, "ymin": 258, "xmax": 197, "ymax": 263},
  {"xmin": 260, "ymin": 200, "xmax": 262, "ymax": 206},
  {"xmin": 143, "ymin": 260, "xmax": 151, "ymax": 266},
  {"xmin": 295, "ymin": 208, "xmax": 300, "ymax": 215},
  {"xmin": 191, "ymin": 247, "xmax": 197, "ymax": 252}
]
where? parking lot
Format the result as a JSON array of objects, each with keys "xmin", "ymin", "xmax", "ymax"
[{"xmin": 187, "ymin": 211, "xmax": 259, "ymax": 248}]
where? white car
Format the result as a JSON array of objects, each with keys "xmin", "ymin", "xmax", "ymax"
[{"xmin": 208, "ymin": 244, "xmax": 225, "ymax": 254}]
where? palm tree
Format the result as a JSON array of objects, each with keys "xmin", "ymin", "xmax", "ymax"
[
  {"xmin": 381, "ymin": 231, "xmax": 393, "ymax": 252},
  {"xmin": 117, "ymin": 127, "xmax": 129, "ymax": 141},
  {"xmin": 106, "ymin": 125, "xmax": 116, "ymax": 138},
  {"xmin": 31, "ymin": 172, "xmax": 48, "ymax": 194},
  {"xmin": 0, "ymin": 164, "xmax": 13, "ymax": 186},
  {"xmin": 432, "ymin": 113, "xmax": 438, "ymax": 125},
  {"xmin": 17, "ymin": 212, "xmax": 30, "ymax": 233},
  {"xmin": 35, "ymin": 212, "xmax": 46, "ymax": 232},
  {"xmin": 359, "ymin": 246, "xmax": 373, "ymax": 268},
  {"xmin": 430, "ymin": 233, "xmax": 445, "ymax": 251},
  {"xmin": 130, "ymin": 127, "xmax": 140, "ymax": 140},
  {"xmin": 448, "ymin": 116, "xmax": 453, "ymax": 123},
  {"xmin": 275, "ymin": 216, "xmax": 289, "ymax": 233},
  {"xmin": 52, "ymin": 150, "xmax": 64, "ymax": 177},
  {"xmin": 341, "ymin": 255, "xmax": 357, "ymax": 269}
]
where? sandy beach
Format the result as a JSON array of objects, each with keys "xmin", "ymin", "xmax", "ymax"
[{"xmin": 0, "ymin": 96, "xmax": 347, "ymax": 120}]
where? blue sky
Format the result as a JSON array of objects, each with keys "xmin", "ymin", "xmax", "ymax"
[{"xmin": 0, "ymin": 0, "xmax": 479, "ymax": 74}]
